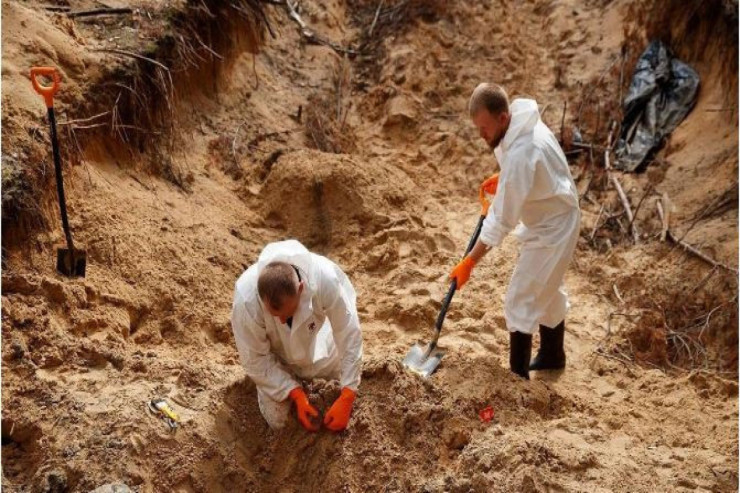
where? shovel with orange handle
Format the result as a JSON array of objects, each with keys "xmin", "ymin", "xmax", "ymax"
[
  {"xmin": 30, "ymin": 67, "xmax": 86, "ymax": 277},
  {"xmin": 402, "ymin": 174, "xmax": 498, "ymax": 377}
]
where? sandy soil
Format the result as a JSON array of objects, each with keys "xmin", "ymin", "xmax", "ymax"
[{"xmin": 2, "ymin": 0, "xmax": 738, "ymax": 492}]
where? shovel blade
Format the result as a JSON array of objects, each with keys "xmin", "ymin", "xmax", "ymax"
[
  {"xmin": 56, "ymin": 248, "xmax": 86, "ymax": 277},
  {"xmin": 402, "ymin": 342, "xmax": 446, "ymax": 378}
]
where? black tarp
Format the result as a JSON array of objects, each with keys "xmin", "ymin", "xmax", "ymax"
[{"xmin": 615, "ymin": 40, "xmax": 700, "ymax": 172}]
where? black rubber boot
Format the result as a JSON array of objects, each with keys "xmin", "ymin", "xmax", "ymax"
[
  {"xmin": 530, "ymin": 320, "xmax": 566, "ymax": 371},
  {"xmin": 509, "ymin": 331, "xmax": 532, "ymax": 380}
]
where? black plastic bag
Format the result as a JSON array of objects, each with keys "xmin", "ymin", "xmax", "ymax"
[{"xmin": 615, "ymin": 40, "xmax": 700, "ymax": 172}]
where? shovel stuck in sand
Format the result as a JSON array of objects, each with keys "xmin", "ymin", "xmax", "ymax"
[
  {"xmin": 31, "ymin": 67, "xmax": 87, "ymax": 277},
  {"xmin": 403, "ymin": 180, "xmax": 495, "ymax": 377}
]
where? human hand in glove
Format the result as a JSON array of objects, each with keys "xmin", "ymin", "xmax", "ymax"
[
  {"xmin": 449, "ymin": 256, "xmax": 476, "ymax": 289},
  {"xmin": 289, "ymin": 387, "xmax": 320, "ymax": 432},
  {"xmin": 481, "ymin": 173, "xmax": 499, "ymax": 196},
  {"xmin": 323, "ymin": 387, "xmax": 356, "ymax": 432}
]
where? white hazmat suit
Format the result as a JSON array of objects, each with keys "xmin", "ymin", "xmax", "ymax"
[
  {"xmin": 479, "ymin": 98, "xmax": 581, "ymax": 335},
  {"xmin": 230, "ymin": 240, "xmax": 363, "ymax": 429}
]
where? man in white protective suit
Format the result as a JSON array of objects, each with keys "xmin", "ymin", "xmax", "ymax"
[
  {"xmin": 230, "ymin": 239, "xmax": 363, "ymax": 431},
  {"xmin": 449, "ymin": 83, "xmax": 581, "ymax": 380}
]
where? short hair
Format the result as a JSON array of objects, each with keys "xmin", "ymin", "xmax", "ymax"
[
  {"xmin": 258, "ymin": 261, "xmax": 298, "ymax": 309},
  {"xmin": 469, "ymin": 83, "xmax": 509, "ymax": 117}
]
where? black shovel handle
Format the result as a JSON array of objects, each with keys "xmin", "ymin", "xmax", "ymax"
[
  {"xmin": 431, "ymin": 214, "xmax": 486, "ymax": 343},
  {"xmin": 47, "ymin": 107, "xmax": 75, "ymax": 255},
  {"xmin": 31, "ymin": 67, "xmax": 76, "ymax": 256}
]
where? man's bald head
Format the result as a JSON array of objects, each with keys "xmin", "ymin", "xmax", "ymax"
[{"xmin": 468, "ymin": 83, "xmax": 509, "ymax": 118}]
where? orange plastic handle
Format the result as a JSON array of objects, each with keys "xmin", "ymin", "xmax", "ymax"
[
  {"xmin": 479, "ymin": 182, "xmax": 491, "ymax": 216},
  {"xmin": 30, "ymin": 67, "xmax": 61, "ymax": 108}
]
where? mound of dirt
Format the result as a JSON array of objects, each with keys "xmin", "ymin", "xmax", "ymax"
[
  {"xmin": 259, "ymin": 149, "xmax": 419, "ymax": 251},
  {"xmin": 158, "ymin": 354, "xmax": 570, "ymax": 492}
]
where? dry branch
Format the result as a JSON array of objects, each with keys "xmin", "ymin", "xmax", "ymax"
[
  {"xmin": 559, "ymin": 100, "xmax": 567, "ymax": 143},
  {"xmin": 657, "ymin": 197, "xmax": 669, "ymax": 241},
  {"xmin": 94, "ymin": 49, "xmax": 173, "ymax": 87},
  {"xmin": 58, "ymin": 111, "xmax": 111, "ymax": 126},
  {"xmin": 589, "ymin": 203, "xmax": 606, "ymax": 242},
  {"xmin": 626, "ymin": 185, "xmax": 652, "ymax": 234},
  {"xmin": 610, "ymin": 173, "xmax": 639, "ymax": 243},
  {"xmin": 604, "ymin": 121, "xmax": 615, "ymax": 170},
  {"xmin": 66, "ymin": 8, "xmax": 133, "ymax": 18},
  {"xmin": 656, "ymin": 199, "xmax": 738, "ymax": 274},
  {"xmin": 369, "ymin": 0, "xmax": 384, "ymax": 36},
  {"xmin": 284, "ymin": 0, "xmax": 357, "ymax": 56}
]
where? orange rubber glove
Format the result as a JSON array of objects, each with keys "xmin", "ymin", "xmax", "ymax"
[
  {"xmin": 481, "ymin": 173, "xmax": 500, "ymax": 196},
  {"xmin": 323, "ymin": 387, "xmax": 356, "ymax": 432},
  {"xmin": 449, "ymin": 256, "xmax": 476, "ymax": 290},
  {"xmin": 289, "ymin": 387, "xmax": 320, "ymax": 432}
]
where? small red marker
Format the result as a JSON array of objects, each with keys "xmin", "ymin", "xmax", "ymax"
[{"xmin": 479, "ymin": 405, "xmax": 494, "ymax": 422}]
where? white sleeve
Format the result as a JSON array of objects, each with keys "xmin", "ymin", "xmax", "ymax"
[
  {"xmin": 318, "ymin": 264, "xmax": 363, "ymax": 392},
  {"xmin": 479, "ymin": 148, "xmax": 536, "ymax": 247},
  {"xmin": 231, "ymin": 293, "xmax": 299, "ymax": 401}
]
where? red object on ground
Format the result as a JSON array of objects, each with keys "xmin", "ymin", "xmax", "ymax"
[{"xmin": 479, "ymin": 405, "xmax": 495, "ymax": 422}]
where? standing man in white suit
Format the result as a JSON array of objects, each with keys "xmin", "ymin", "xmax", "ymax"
[
  {"xmin": 231, "ymin": 240, "xmax": 363, "ymax": 431},
  {"xmin": 450, "ymin": 83, "xmax": 581, "ymax": 380}
]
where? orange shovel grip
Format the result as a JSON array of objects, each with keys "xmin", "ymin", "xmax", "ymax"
[
  {"xmin": 479, "ymin": 174, "xmax": 500, "ymax": 216},
  {"xmin": 479, "ymin": 182, "xmax": 491, "ymax": 216},
  {"xmin": 30, "ymin": 67, "xmax": 61, "ymax": 108}
]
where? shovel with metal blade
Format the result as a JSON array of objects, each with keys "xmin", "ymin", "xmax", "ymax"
[
  {"xmin": 403, "ymin": 175, "xmax": 497, "ymax": 377},
  {"xmin": 31, "ymin": 67, "xmax": 86, "ymax": 277}
]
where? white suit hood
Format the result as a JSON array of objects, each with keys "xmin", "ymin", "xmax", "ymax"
[
  {"xmin": 499, "ymin": 98, "xmax": 540, "ymax": 155},
  {"xmin": 256, "ymin": 240, "xmax": 314, "ymax": 281}
]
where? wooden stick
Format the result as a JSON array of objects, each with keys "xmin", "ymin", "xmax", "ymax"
[
  {"xmin": 58, "ymin": 111, "xmax": 111, "ymax": 126},
  {"xmin": 657, "ymin": 193, "xmax": 671, "ymax": 241},
  {"xmin": 604, "ymin": 121, "xmax": 615, "ymax": 170},
  {"xmin": 610, "ymin": 173, "xmax": 639, "ymax": 243},
  {"xmin": 572, "ymin": 141, "xmax": 607, "ymax": 151},
  {"xmin": 691, "ymin": 266, "xmax": 718, "ymax": 294},
  {"xmin": 656, "ymin": 200, "xmax": 738, "ymax": 274},
  {"xmin": 94, "ymin": 48, "xmax": 171, "ymax": 74},
  {"xmin": 697, "ymin": 303, "xmax": 729, "ymax": 341},
  {"xmin": 66, "ymin": 123, "xmax": 108, "ymax": 130},
  {"xmin": 626, "ymin": 185, "xmax": 652, "ymax": 234},
  {"xmin": 657, "ymin": 198, "xmax": 669, "ymax": 242},
  {"xmin": 669, "ymin": 232, "xmax": 737, "ymax": 273},
  {"xmin": 284, "ymin": 0, "xmax": 357, "ymax": 56},
  {"xmin": 43, "ymin": 5, "xmax": 71, "ymax": 12},
  {"xmin": 369, "ymin": 0, "xmax": 384, "ymax": 36},
  {"xmin": 193, "ymin": 33, "xmax": 223, "ymax": 60},
  {"xmin": 66, "ymin": 8, "xmax": 133, "ymax": 18},
  {"xmin": 675, "ymin": 181, "xmax": 738, "ymax": 245},
  {"xmin": 560, "ymin": 100, "xmax": 567, "ymax": 143},
  {"xmin": 618, "ymin": 47, "xmax": 626, "ymax": 108},
  {"xmin": 613, "ymin": 284, "xmax": 625, "ymax": 304},
  {"xmin": 589, "ymin": 204, "xmax": 606, "ymax": 241},
  {"xmin": 578, "ymin": 171, "xmax": 594, "ymax": 204},
  {"xmin": 232, "ymin": 121, "xmax": 248, "ymax": 166}
]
